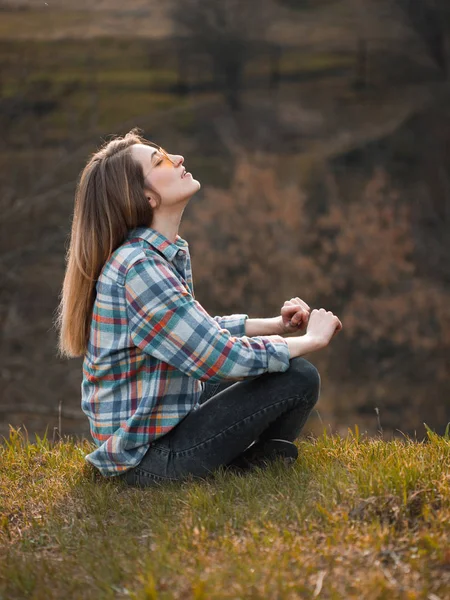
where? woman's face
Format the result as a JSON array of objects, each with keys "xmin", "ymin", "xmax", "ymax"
[{"xmin": 131, "ymin": 143, "xmax": 200, "ymax": 209}]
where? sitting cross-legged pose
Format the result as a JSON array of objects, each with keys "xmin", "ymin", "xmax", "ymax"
[{"xmin": 55, "ymin": 128, "xmax": 343, "ymax": 488}]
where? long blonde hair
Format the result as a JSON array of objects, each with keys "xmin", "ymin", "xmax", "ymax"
[{"xmin": 55, "ymin": 128, "xmax": 162, "ymax": 359}]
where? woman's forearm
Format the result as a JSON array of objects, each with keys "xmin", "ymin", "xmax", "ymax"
[
  {"xmin": 285, "ymin": 335, "xmax": 324, "ymax": 358},
  {"xmin": 244, "ymin": 318, "xmax": 324, "ymax": 357},
  {"xmin": 244, "ymin": 317, "xmax": 281, "ymax": 336}
]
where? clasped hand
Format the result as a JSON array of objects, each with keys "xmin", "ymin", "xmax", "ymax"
[{"xmin": 277, "ymin": 297, "xmax": 311, "ymax": 335}]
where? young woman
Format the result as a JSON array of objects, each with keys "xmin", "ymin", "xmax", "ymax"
[{"xmin": 55, "ymin": 128, "xmax": 343, "ymax": 488}]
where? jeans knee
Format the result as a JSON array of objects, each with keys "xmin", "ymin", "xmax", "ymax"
[{"xmin": 288, "ymin": 356, "xmax": 321, "ymax": 403}]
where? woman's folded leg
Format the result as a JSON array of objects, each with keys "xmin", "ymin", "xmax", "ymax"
[{"xmin": 122, "ymin": 356, "xmax": 321, "ymax": 486}]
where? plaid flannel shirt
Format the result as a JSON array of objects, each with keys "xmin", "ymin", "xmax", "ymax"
[{"xmin": 81, "ymin": 226, "xmax": 291, "ymax": 476}]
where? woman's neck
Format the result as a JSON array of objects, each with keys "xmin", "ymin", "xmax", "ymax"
[{"xmin": 149, "ymin": 210, "xmax": 184, "ymax": 244}]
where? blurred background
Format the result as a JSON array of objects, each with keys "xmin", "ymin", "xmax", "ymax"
[{"xmin": 0, "ymin": 0, "xmax": 449, "ymax": 443}]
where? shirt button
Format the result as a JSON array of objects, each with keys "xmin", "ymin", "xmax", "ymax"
[{"xmin": 177, "ymin": 250, "xmax": 185, "ymax": 258}]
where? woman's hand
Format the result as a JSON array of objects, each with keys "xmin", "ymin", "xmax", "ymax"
[
  {"xmin": 277, "ymin": 297, "xmax": 311, "ymax": 335},
  {"xmin": 306, "ymin": 308, "xmax": 343, "ymax": 347}
]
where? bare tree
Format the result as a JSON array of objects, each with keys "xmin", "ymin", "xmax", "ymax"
[{"xmin": 169, "ymin": 0, "xmax": 275, "ymax": 111}]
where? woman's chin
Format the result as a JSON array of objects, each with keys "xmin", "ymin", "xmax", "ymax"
[{"xmin": 184, "ymin": 180, "xmax": 201, "ymax": 200}]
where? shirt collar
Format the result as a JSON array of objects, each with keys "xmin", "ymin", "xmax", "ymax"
[{"xmin": 126, "ymin": 226, "xmax": 188, "ymax": 262}]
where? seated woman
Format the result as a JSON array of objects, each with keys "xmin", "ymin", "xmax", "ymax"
[{"xmin": 55, "ymin": 128, "xmax": 342, "ymax": 488}]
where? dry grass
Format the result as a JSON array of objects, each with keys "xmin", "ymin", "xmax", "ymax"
[{"xmin": 0, "ymin": 424, "xmax": 449, "ymax": 599}]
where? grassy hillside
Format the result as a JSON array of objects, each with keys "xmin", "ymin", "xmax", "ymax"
[
  {"xmin": 0, "ymin": 1, "xmax": 173, "ymax": 40},
  {"xmin": 0, "ymin": 425, "xmax": 448, "ymax": 599}
]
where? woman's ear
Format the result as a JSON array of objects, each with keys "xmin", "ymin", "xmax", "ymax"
[{"xmin": 147, "ymin": 195, "xmax": 157, "ymax": 208}]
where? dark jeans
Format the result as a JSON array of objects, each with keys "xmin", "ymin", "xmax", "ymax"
[{"xmin": 118, "ymin": 356, "xmax": 320, "ymax": 487}]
